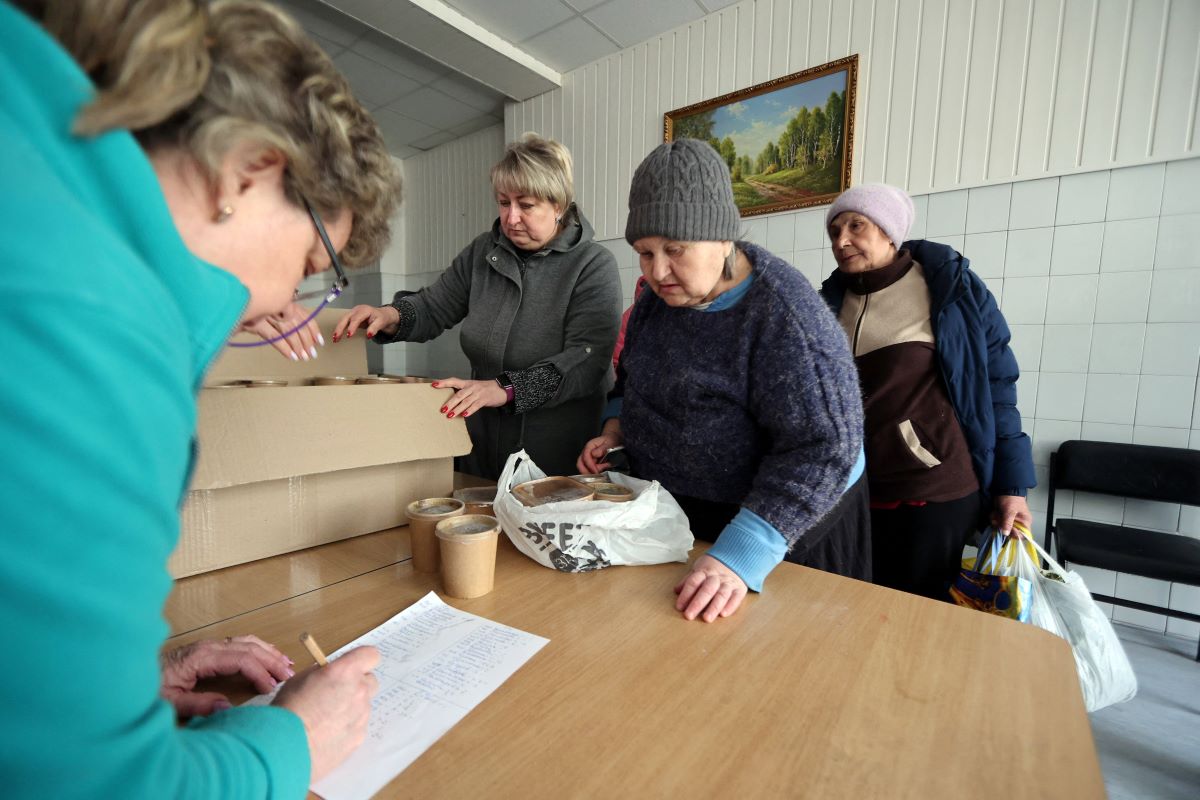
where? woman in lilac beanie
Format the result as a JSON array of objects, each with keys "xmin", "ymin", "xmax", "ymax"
[{"xmin": 820, "ymin": 183, "xmax": 1035, "ymax": 600}]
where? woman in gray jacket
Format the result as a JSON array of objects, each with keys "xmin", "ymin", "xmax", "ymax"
[{"xmin": 335, "ymin": 134, "xmax": 621, "ymax": 479}]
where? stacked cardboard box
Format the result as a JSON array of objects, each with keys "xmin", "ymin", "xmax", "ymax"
[{"xmin": 170, "ymin": 310, "xmax": 471, "ymax": 578}]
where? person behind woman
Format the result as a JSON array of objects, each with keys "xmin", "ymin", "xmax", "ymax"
[
  {"xmin": 1, "ymin": 0, "xmax": 401, "ymax": 796},
  {"xmin": 334, "ymin": 134, "xmax": 622, "ymax": 479},
  {"xmin": 577, "ymin": 139, "xmax": 869, "ymax": 623},
  {"xmin": 819, "ymin": 184, "xmax": 1036, "ymax": 600}
]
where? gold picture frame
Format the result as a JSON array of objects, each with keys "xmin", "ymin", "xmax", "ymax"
[{"xmin": 664, "ymin": 55, "xmax": 858, "ymax": 217}]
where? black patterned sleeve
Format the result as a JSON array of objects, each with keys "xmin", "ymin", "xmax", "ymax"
[
  {"xmin": 370, "ymin": 296, "xmax": 417, "ymax": 344},
  {"xmin": 508, "ymin": 363, "xmax": 563, "ymax": 414}
]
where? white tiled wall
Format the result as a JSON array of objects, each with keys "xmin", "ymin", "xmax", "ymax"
[{"xmin": 596, "ymin": 157, "xmax": 1200, "ymax": 643}]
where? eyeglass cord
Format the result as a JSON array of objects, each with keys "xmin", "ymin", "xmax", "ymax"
[{"xmin": 227, "ymin": 289, "xmax": 337, "ymax": 348}]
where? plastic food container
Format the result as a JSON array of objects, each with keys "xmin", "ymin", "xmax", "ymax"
[
  {"xmin": 511, "ymin": 476, "xmax": 594, "ymax": 507},
  {"xmin": 453, "ymin": 486, "xmax": 498, "ymax": 516},
  {"xmin": 570, "ymin": 473, "xmax": 610, "ymax": 484},
  {"xmin": 590, "ymin": 482, "xmax": 634, "ymax": 503}
]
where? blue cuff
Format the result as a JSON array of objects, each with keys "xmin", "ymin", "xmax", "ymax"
[
  {"xmin": 846, "ymin": 446, "xmax": 866, "ymax": 491},
  {"xmin": 602, "ymin": 396, "xmax": 623, "ymax": 422},
  {"xmin": 705, "ymin": 507, "xmax": 788, "ymax": 592}
]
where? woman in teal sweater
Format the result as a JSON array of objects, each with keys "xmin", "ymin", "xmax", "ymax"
[{"xmin": 1, "ymin": 1, "xmax": 400, "ymax": 796}]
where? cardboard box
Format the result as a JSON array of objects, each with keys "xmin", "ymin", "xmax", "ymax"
[{"xmin": 171, "ymin": 310, "xmax": 471, "ymax": 578}]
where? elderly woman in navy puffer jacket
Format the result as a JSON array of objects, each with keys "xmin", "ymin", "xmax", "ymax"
[
  {"xmin": 820, "ymin": 184, "xmax": 1036, "ymax": 600},
  {"xmin": 578, "ymin": 139, "xmax": 870, "ymax": 623}
]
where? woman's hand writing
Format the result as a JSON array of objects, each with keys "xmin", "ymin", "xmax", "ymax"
[{"xmin": 274, "ymin": 646, "xmax": 380, "ymax": 784}]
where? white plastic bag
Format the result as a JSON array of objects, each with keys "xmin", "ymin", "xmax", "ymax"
[
  {"xmin": 1026, "ymin": 536, "xmax": 1138, "ymax": 713},
  {"xmin": 492, "ymin": 450, "xmax": 694, "ymax": 572}
]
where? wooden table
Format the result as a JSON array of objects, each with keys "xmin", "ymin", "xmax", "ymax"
[{"xmin": 167, "ymin": 500, "xmax": 1104, "ymax": 798}]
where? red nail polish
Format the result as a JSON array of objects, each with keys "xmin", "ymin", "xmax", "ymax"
[
  {"xmin": 440, "ymin": 407, "xmax": 447, "ymax": 413},
  {"xmin": 462, "ymin": 411, "xmax": 469, "ymax": 417},
  {"xmin": 366, "ymin": 332, "xmax": 374, "ymax": 339},
  {"xmin": 447, "ymin": 412, "xmax": 455, "ymax": 418},
  {"xmin": 431, "ymin": 382, "xmax": 440, "ymax": 388}
]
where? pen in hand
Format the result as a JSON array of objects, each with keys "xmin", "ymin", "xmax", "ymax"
[{"xmin": 300, "ymin": 632, "xmax": 329, "ymax": 667}]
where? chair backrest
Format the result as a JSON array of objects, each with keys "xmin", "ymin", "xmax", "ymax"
[{"xmin": 1052, "ymin": 440, "xmax": 1200, "ymax": 506}]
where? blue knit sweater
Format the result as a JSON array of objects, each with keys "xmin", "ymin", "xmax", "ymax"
[{"xmin": 619, "ymin": 243, "xmax": 864, "ymax": 579}]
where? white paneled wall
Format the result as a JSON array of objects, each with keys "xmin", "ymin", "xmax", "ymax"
[
  {"xmin": 381, "ymin": 124, "xmax": 505, "ymax": 378},
  {"xmin": 383, "ymin": 0, "xmax": 1200, "ymax": 642},
  {"xmin": 499, "ymin": 0, "xmax": 1200, "ymax": 642},
  {"xmin": 507, "ymin": 0, "xmax": 1200, "ymax": 244},
  {"xmin": 592, "ymin": 156, "xmax": 1200, "ymax": 642}
]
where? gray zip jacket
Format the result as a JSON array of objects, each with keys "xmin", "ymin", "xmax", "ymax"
[{"xmin": 379, "ymin": 206, "xmax": 621, "ymax": 478}]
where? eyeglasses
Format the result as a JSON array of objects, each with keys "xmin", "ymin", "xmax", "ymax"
[
  {"xmin": 228, "ymin": 196, "xmax": 348, "ymax": 349},
  {"xmin": 293, "ymin": 197, "xmax": 349, "ymax": 303}
]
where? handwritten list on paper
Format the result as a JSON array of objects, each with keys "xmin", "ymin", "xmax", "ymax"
[{"xmin": 248, "ymin": 592, "xmax": 548, "ymax": 800}]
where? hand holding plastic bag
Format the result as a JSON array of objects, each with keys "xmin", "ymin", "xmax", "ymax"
[{"xmin": 949, "ymin": 525, "xmax": 1035, "ymax": 621}]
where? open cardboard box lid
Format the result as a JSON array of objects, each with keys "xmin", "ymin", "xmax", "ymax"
[{"xmin": 194, "ymin": 308, "xmax": 470, "ymax": 489}]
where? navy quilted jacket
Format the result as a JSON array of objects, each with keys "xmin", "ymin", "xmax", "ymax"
[{"xmin": 821, "ymin": 239, "xmax": 1036, "ymax": 496}]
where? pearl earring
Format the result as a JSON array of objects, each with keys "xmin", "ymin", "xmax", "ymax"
[{"xmin": 215, "ymin": 205, "xmax": 234, "ymax": 222}]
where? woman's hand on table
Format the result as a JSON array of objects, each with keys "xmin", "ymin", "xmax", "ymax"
[
  {"xmin": 160, "ymin": 634, "xmax": 295, "ymax": 718},
  {"xmin": 274, "ymin": 646, "xmax": 380, "ymax": 784},
  {"xmin": 240, "ymin": 302, "xmax": 323, "ymax": 362},
  {"xmin": 576, "ymin": 422, "xmax": 624, "ymax": 474},
  {"xmin": 674, "ymin": 555, "xmax": 748, "ymax": 623},
  {"xmin": 431, "ymin": 377, "xmax": 507, "ymax": 418},
  {"xmin": 332, "ymin": 304, "xmax": 400, "ymax": 342},
  {"xmin": 993, "ymin": 495, "xmax": 1033, "ymax": 537}
]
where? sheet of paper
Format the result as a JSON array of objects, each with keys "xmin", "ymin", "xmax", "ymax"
[{"xmin": 247, "ymin": 592, "xmax": 548, "ymax": 799}]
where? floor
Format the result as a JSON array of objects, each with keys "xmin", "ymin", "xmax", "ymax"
[{"xmin": 1092, "ymin": 625, "xmax": 1200, "ymax": 799}]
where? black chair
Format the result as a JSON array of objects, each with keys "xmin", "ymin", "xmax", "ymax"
[{"xmin": 1044, "ymin": 440, "xmax": 1200, "ymax": 661}]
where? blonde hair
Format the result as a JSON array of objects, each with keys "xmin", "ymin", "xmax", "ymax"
[
  {"xmin": 18, "ymin": 0, "xmax": 400, "ymax": 267},
  {"xmin": 490, "ymin": 133, "xmax": 574, "ymax": 210}
]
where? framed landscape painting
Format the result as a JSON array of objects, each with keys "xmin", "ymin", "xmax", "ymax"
[{"xmin": 664, "ymin": 55, "xmax": 857, "ymax": 217}]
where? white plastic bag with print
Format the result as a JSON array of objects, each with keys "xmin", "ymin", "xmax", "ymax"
[{"xmin": 492, "ymin": 450, "xmax": 693, "ymax": 572}]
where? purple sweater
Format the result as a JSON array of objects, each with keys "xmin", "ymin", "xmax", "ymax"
[{"xmin": 619, "ymin": 242, "xmax": 864, "ymax": 547}]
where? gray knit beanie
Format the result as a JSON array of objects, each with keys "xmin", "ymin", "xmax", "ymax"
[{"xmin": 625, "ymin": 138, "xmax": 741, "ymax": 245}]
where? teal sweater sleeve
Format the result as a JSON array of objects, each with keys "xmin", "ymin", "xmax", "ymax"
[{"xmin": 1, "ymin": 3, "xmax": 310, "ymax": 795}]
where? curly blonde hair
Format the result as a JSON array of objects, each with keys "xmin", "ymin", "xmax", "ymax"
[
  {"xmin": 18, "ymin": 0, "xmax": 400, "ymax": 267},
  {"xmin": 491, "ymin": 133, "xmax": 575, "ymax": 210}
]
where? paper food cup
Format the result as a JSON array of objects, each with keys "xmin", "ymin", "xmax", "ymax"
[
  {"xmin": 311, "ymin": 376, "xmax": 357, "ymax": 386},
  {"xmin": 436, "ymin": 514, "xmax": 501, "ymax": 599},
  {"xmin": 452, "ymin": 485, "xmax": 497, "ymax": 516},
  {"xmin": 406, "ymin": 498, "xmax": 465, "ymax": 573}
]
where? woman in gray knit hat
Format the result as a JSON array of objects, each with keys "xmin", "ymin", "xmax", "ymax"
[{"xmin": 577, "ymin": 138, "xmax": 870, "ymax": 623}]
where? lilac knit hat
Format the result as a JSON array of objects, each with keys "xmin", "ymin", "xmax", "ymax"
[{"xmin": 825, "ymin": 183, "xmax": 915, "ymax": 248}]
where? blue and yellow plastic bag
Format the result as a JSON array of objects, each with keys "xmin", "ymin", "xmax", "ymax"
[{"xmin": 949, "ymin": 524, "xmax": 1036, "ymax": 621}]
